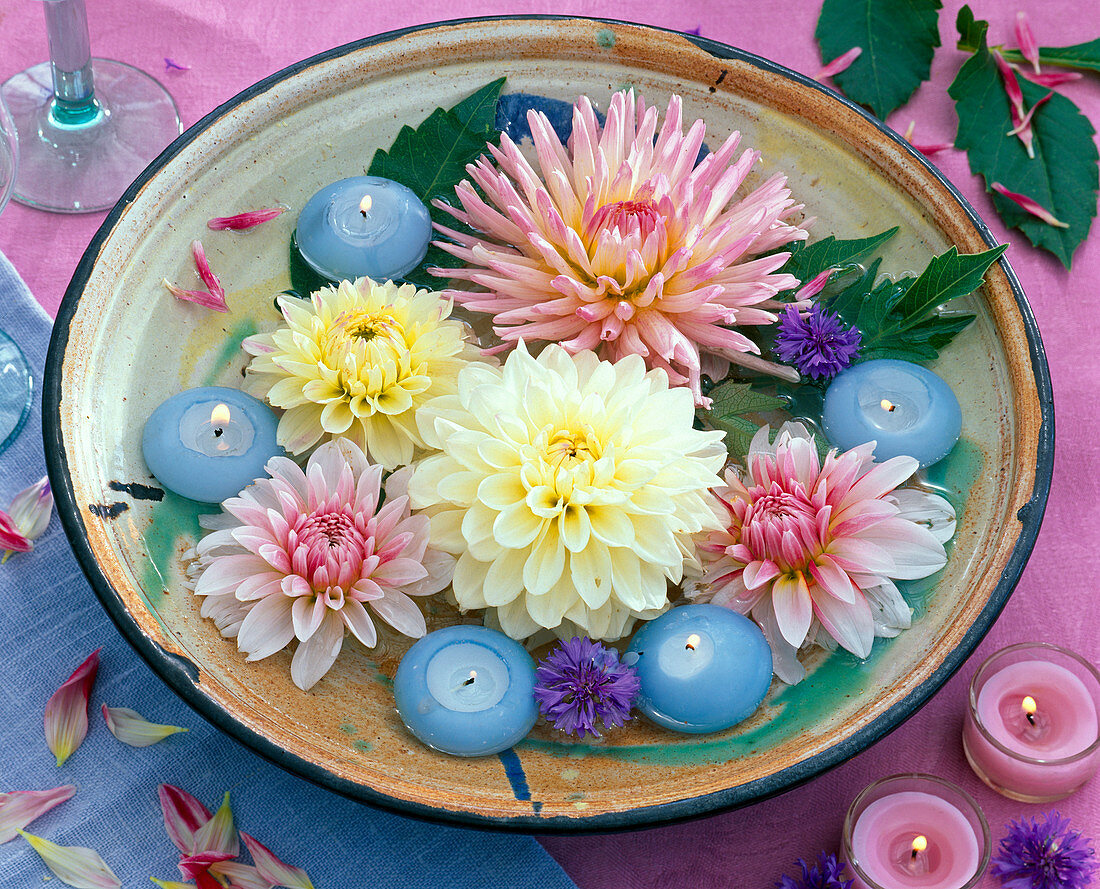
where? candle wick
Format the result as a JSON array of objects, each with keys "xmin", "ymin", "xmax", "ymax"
[
  {"xmin": 1026, "ymin": 711, "xmax": 1036, "ymax": 726},
  {"xmin": 213, "ymin": 427, "xmax": 224, "ymax": 438},
  {"xmin": 911, "ymin": 849, "xmax": 918, "ymax": 860},
  {"xmin": 462, "ymin": 675, "xmax": 475, "ymax": 687}
]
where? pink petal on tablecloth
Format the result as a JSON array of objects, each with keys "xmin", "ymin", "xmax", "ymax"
[{"xmin": 44, "ymin": 649, "xmax": 100, "ymax": 766}]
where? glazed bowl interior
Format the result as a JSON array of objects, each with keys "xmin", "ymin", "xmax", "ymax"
[{"xmin": 45, "ymin": 17, "xmax": 1052, "ymax": 830}]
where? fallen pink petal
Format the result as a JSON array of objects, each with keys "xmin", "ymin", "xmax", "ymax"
[
  {"xmin": 1006, "ymin": 90, "xmax": 1053, "ymax": 158},
  {"xmin": 993, "ymin": 50, "xmax": 1026, "ymax": 124},
  {"xmin": 162, "ymin": 279, "xmax": 229, "ymax": 313},
  {"xmin": 158, "ymin": 784, "xmax": 212, "ymax": 856},
  {"xmin": 0, "ymin": 785, "xmax": 76, "ymax": 844},
  {"xmin": 815, "ymin": 46, "xmax": 861, "ymax": 80},
  {"xmin": 44, "ymin": 649, "xmax": 100, "ymax": 766},
  {"xmin": 1, "ymin": 476, "xmax": 53, "ymax": 561},
  {"xmin": 1023, "ymin": 69, "xmax": 1083, "ymax": 87},
  {"xmin": 16, "ymin": 829, "xmax": 120, "ymax": 889},
  {"xmin": 1015, "ymin": 11, "xmax": 1041, "ymax": 74},
  {"xmin": 191, "ymin": 240, "xmax": 225, "ymax": 300},
  {"xmin": 101, "ymin": 705, "xmax": 188, "ymax": 747},
  {"xmin": 207, "ymin": 208, "xmax": 285, "ymax": 231},
  {"xmin": 191, "ymin": 792, "xmax": 238, "ymax": 859},
  {"xmin": 794, "ymin": 268, "xmax": 835, "ymax": 301},
  {"xmin": 164, "ymin": 58, "xmax": 190, "ymax": 72},
  {"xmin": 210, "ymin": 860, "xmax": 271, "ymax": 889},
  {"xmin": 242, "ymin": 831, "xmax": 316, "ymax": 889},
  {"xmin": 991, "ymin": 182, "xmax": 1069, "ymax": 228}
]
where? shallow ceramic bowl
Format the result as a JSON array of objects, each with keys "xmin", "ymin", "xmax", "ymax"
[{"xmin": 44, "ymin": 17, "xmax": 1053, "ymax": 831}]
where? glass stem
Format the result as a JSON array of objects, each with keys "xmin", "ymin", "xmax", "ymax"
[{"xmin": 43, "ymin": 0, "xmax": 101, "ymax": 126}]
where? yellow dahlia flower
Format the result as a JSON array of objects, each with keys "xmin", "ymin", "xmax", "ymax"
[
  {"xmin": 408, "ymin": 343, "xmax": 727, "ymax": 641},
  {"xmin": 242, "ymin": 278, "xmax": 482, "ymax": 467}
]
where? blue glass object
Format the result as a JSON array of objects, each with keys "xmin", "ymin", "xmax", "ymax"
[
  {"xmin": 141, "ymin": 387, "xmax": 282, "ymax": 504},
  {"xmin": 394, "ymin": 625, "xmax": 539, "ymax": 757},
  {"xmin": 295, "ymin": 176, "xmax": 431, "ymax": 283},
  {"xmin": 822, "ymin": 359, "xmax": 962, "ymax": 468},
  {"xmin": 626, "ymin": 604, "xmax": 773, "ymax": 734},
  {"xmin": 0, "ymin": 330, "xmax": 32, "ymax": 454}
]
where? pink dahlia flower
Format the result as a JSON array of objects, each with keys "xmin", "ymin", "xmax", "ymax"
[
  {"xmin": 433, "ymin": 90, "xmax": 808, "ymax": 402},
  {"xmin": 691, "ymin": 423, "xmax": 955, "ymax": 684},
  {"xmin": 188, "ymin": 440, "xmax": 454, "ymax": 691}
]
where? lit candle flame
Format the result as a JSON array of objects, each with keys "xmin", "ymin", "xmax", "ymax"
[
  {"xmin": 911, "ymin": 835, "xmax": 928, "ymax": 858},
  {"xmin": 685, "ymin": 633, "xmax": 701, "ymax": 651},
  {"xmin": 211, "ymin": 403, "xmax": 231, "ymax": 427},
  {"xmin": 880, "ymin": 399, "xmax": 897, "ymax": 412},
  {"xmin": 1023, "ymin": 694, "xmax": 1037, "ymax": 725},
  {"xmin": 359, "ymin": 194, "xmax": 373, "ymax": 216}
]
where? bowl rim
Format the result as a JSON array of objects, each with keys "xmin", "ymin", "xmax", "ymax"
[{"xmin": 42, "ymin": 14, "xmax": 1055, "ymax": 833}]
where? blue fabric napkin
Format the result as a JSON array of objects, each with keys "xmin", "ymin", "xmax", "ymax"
[{"xmin": 0, "ymin": 250, "xmax": 577, "ymax": 888}]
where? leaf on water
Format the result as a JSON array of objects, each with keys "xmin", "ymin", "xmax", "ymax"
[
  {"xmin": 823, "ymin": 246, "xmax": 1003, "ymax": 361},
  {"xmin": 815, "ymin": 0, "xmax": 942, "ymax": 119},
  {"xmin": 704, "ymin": 382, "xmax": 786, "ymax": 460},
  {"xmin": 367, "ymin": 78, "xmax": 506, "ymax": 287},
  {"xmin": 949, "ymin": 7, "xmax": 1098, "ymax": 267},
  {"xmin": 779, "ymin": 227, "xmax": 899, "ymax": 292}
]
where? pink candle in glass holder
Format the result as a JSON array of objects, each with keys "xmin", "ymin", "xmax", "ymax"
[
  {"xmin": 963, "ymin": 642, "xmax": 1100, "ymax": 802},
  {"xmin": 841, "ymin": 775, "xmax": 990, "ymax": 889}
]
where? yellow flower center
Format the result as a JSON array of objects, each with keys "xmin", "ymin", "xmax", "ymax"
[{"xmin": 545, "ymin": 427, "xmax": 602, "ymax": 470}]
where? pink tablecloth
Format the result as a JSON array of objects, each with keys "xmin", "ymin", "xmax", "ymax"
[{"xmin": 0, "ymin": 0, "xmax": 1096, "ymax": 885}]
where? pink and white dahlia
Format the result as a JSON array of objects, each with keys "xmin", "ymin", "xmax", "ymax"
[
  {"xmin": 433, "ymin": 90, "xmax": 808, "ymax": 402},
  {"xmin": 690, "ymin": 423, "xmax": 955, "ymax": 684},
  {"xmin": 188, "ymin": 440, "xmax": 454, "ymax": 691}
]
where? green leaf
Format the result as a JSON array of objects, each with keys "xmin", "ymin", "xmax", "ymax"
[
  {"xmin": 779, "ymin": 227, "xmax": 899, "ymax": 290},
  {"xmin": 704, "ymin": 381, "xmax": 786, "ymax": 460},
  {"xmin": 949, "ymin": 9, "xmax": 1099, "ymax": 267},
  {"xmin": 816, "ymin": 0, "xmax": 942, "ymax": 119},
  {"xmin": 956, "ymin": 11, "xmax": 1100, "ymax": 75},
  {"xmin": 367, "ymin": 78, "xmax": 506, "ymax": 285},
  {"xmin": 823, "ymin": 247, "xmax": 1001, "ymax": 361}
]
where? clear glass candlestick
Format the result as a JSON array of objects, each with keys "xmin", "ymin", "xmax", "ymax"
[
  {"xmin": 0, "ymin": 97, "xmax": 33, "ymax": 455},
  {"xmin": 0, "ymin": 0, "xmax": 182, "ymax": 213}
]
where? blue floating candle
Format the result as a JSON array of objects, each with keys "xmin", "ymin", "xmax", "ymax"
[
  {"xmin": 822, "ymin": 358, "xmax": 962, "ymax": 468},
  {"xmin": 142, "ymin": 387, "xmax": 282, "ymax": 503},
  {"xmin": 394, "ymin": 625, "xmax": 539, "ymax": 757},
  {"xmin": 625, "ymin": 604, "xmax": 773, "ymax": 734},
  {"xmin": 295, "ymin": 176, "xmax": 431, "ymax": 283}
]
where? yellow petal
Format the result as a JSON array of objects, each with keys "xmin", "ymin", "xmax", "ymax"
[
  {"xmin": 16, "ymin": 829, "xmax": 120, "ymax": 889},
  {"xmin": 101, "ymin": 705, "xmax": 188, "ymax": 747}
]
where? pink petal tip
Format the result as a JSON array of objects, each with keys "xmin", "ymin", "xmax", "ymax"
[
  {"xmin": 1015, "ymin": 11, "xmax": 1041, "ymax": 75},
  {"xmin": 0, "ymin": 785, "xmax": 76, "ymax": 844},
  {"xmin": 44, "ymin": 649, "xmax": 100, "ymax": 766},
  {"xmin": 814, "ymin": 46, "xmax": 862, "ymax": 81},
  {"xmin": 241, "ymin": 831, "xmax": 317, "ymax": 889},
  {"xmin": 207, "ymin": 208, "xmax": 285, "ymax": 231},
  {"xmin": 991, "ymin": 182, "xmax": 1069, "ymax": 228}
]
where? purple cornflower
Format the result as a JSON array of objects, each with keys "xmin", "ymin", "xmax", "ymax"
[
  {"xmin": 991, "ymin": 812, "xmax": 1097, "ymax": 889},
  {"xmin": 534, "ymin": 637, "xmax": 639, "ymax": 738},
  {"xmin": 774, "ymin": 304, "xmax": 862, "ymax": 380},
  {"xmin": 776, "ymin": 852, "xmax": 853, "ymax": 889}
]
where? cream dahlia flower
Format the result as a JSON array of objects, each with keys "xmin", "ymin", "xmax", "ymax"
[
  {"xmin": 242, "ymin": 277, "xmax": 482, "ymax": 467},
  {"xmin": 433, "ymin": 90, "xmax": 809, "ymax": 401},
  {"xmin": 188, "ymin": 440, "xmax": 454, "ymax": 691},
  {"xmin": 408, "ymin": 343, "xmax": 727, "ymax": 641},
  {"xmin": 690, "ymin": 423, "xmax": 955, "ymax": 684}
]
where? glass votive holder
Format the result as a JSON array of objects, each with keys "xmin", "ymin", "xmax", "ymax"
[
  {"xmin": 841, "ymin": 774, "xmax": 991, "ymax": 889},
  {"xmin": 962, "ymin": 641, "xmax": 1100, "ymax": 803}
]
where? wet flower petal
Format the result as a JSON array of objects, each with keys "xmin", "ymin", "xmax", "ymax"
[
  {"xmin": 991, "ymin": 182, "xmax": 1069, "ymax": 228},
  {"xmin": 101, "ymin": 705, "xmax": 188, "ymax": 747},
  {"xmin": 241, "ymin": 831, "xmax": 317, "ymax": 889},
  {"xmin": 1015, "ymin": 11, "xmax": 1041, "ymax": 75},
  {"xmin": 191, "ymin": 241, "xmax": 225, "ymax": 300},
  {"xmin": 16, "ymin": 829, "xmax": 120, "ymax": 889},
  {"xmin": 815, "ymin": 46, "xmax": 862, "ymax": 80},
  {"xmin": 44, "ymin": 650, "xmax": 100, "ymax": 766},
  {"xmin": 163, "ymin": 278, "xmax": 229, "ymax": 313},
  {"xmin": 158, "ymin": 784, "xmax": 212, "ymax": 855},
  {"xmin": 0, "ymin": 785, "xmax": 76, "ymax": 844},
  {"xmin": 207, "ymin": 208, "xmax": 285, "ymax": 231}
]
